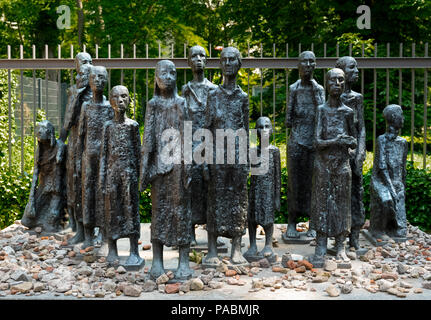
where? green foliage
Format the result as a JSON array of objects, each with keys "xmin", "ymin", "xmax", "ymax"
[{"xmin": 139, "ymin": 186, "xmax": 152, "ymax": 223}]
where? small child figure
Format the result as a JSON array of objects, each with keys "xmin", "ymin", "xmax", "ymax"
[
  {"xmin": 244, "ymin": 117, "xmax": 281, "ymax": 263},
  {"xmin": 369, "ymin": 104, "xmax": 408, "ymax": 240},
  {"xmin": 99, "ymin": 85, "xmax": 143, "ymax": 267},
  {"xmin": 22, "ymin": 120, "xmax": 67, "ymax": 232},
  {"xmin": 140, "ymin": 60, "xmax": 193, "ymax": 280}
]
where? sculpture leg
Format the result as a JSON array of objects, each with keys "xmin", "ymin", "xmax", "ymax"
[
  {"xmin": 260, "ymin": 224, "xmax": 274, "ymax": 257},
  {"xmin": 68, "ymin": 220, "xmax": 85, "ymax": 244},
  {"xmin": 82, "ymin": 225, "xmax": 95, "ymax": 249},
  {"xmin": 149, "ymin": 240, "xmax": 165, "ymax": 279},
  {"xmin": 126, "ymin": 235, "xmax": 144, "ymax": 266},
  {"xmin": 106, "ymin": 239, "xmax": 119, "ymax": 263},
  {"xmin": 244, "ymin": 220, "xmax": 258, "ymax": 257},
  {"xmin": 231, "ymin": 235, "xmax": 247, "ymax": 264},
  {"xmin": 191, "ymin": 225, "xmax": 197, "ymax": 246},
  {"xmin": 349, "ymin": 227, "xmax": 360, "ymax": 250},
  {"xmin": 68, "ymin": 208, "xmax": 77, "ymax": 232},
  {"xmin": 286, "ymin": 212, "xmax": 300, "ymax": 238},
  {"xmin": 203, "ymin": 231, "xmax": 221, "ymax": 266},
  {"xmin": 335, "ymin": 233, "xmax": 349, "ymax": 262},
  {"xmin": 175, "ymin": 244, "xmax": 193, "ymax": 280},
  {"xmin": 315, "ymin": 232, "xmax": 327, "ymax": 258}
]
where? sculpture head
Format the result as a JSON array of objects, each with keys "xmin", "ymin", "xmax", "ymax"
[
  {"xmin": 155, "ymin": 60, "xmax": 177, "ymax": 96},
  {"xmin": 76, "ymin": 64, "xmax": 92, "ymax": 89},
  {"xmin": 89, "ymin": 66, "xmax": 108, "ymax": 94},
  {"xmin": 298, "ymin": 51, "xmax": 316, "ymax": 80},
  {"xmin": 383, "ymin": 104, "xmax": 404, "ymax": 131},
  {"xmin": 256, "ymin": 116, "xmax": 272, "ymax": 143},
  {"xmin": 75, "ymin": 52, "xmax": 92, "ymax": 73},
  {"xmin": 220, "ymin": 47, "xmax": 242, "ymax": 77},
  {"xmin": 188, "ymin": 45, "xmax": 207, "ymax": 73},
  {"xmin": 110, "ymin": 85, "xmax": 130, "ymax": 115},
  {"xmin": 335, "ymin": 56, "xmax": 359, "ymax": 85},
  {"xmin": 326, "ymin": 68, "xmax": 345, "ymax": 98},
  {"xmin": 36, "ymin": 120, "xmax": 56, "ymax": 147}
]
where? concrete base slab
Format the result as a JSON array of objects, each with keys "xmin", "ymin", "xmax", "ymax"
[
  {"xmin": 362, "ymin": 229, "xmax": 410, "ymax": 247},
  {"xmin": 282, "ymin": 231, "xmax": 314, "ymax": 244}
]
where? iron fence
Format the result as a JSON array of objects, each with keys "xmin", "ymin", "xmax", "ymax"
[{"xmin": 0, "ymin": 42, "xmax": 430, "ymax": 175}]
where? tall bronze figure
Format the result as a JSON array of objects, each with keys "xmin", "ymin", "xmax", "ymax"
[
  {"xmin": 369, "ymin": 104, "xmax": 408, "ymax": 241},
  {"xmin": 140, "ymin": 60, "xmax": 193, "ymax": 280},
  {"xmin": 244, "ymin": 116, "xmax": 281, "ymax": 263},
  {"xmin": 99, "ymin": 85, "xmax": 143, "ymax": 267},
  {"xmin": 204, "ymin": 47, "xmax": 249, "ymax": 266},
  {"xmin": 335, "ymin": 56, "xmax": 366, "ymax": 250},
  {"xmin": 310, "ymin": 68, "xmax": 356, "ymax": 266},
  {"xmin": 22, "ymin": 120, "xmax": 67, "ymax": 232},
  {"xmin": 78, "ymin": 66, "xmax": 114, "ymax": 249},
  {"xmin": 182, "ymin": 45, "xmax": 217, "ymax": 245},
  {"xmin": 60, "ymin": 53, "xmax": 93, "ymax": 244},
  {"xmin": 283, "ymin": 51, "xmax": 325, "ymax": 242}
]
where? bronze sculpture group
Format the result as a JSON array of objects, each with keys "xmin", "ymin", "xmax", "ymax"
[{"xmin": 21, "ymin": 47, "xmax": 409, "ymax": 278}]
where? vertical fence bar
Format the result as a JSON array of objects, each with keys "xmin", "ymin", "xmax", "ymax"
[
  {"xmin": 361, "ymin": 43, "xmax": 364, "ymax": 97},
  {"xmin": 146, "ymin": 44, "xmax": 149, "ymax": 108},
  {"xmin": 286, "ymin": 43, "xmax": 289, "ymax": 182},
  {"xmin": 349, "ymin": 43, "xmax": 352, "ymax": 56},
  {"xmin": 33, "ymin": 45, "xmax": 37, "ymax": 158},
  {"xmin": 247, "ymin": 42, "xmax": 250, "ymax": 112},
  {"xmin": 70, "ymin": 45, "xmax": 74, "ymax": 86},
  {"xmin": 260, "ymin": 43, "xmax": 263, "ymax": 116},
  {"xmin": 120, "ymin": 43, "xmax": 124, "ymax": 85},
  {"xmin": 424, "ymin": 43, "xmax": 428, "ymax": 169},
  {"xmin": 273, "ymin": 43, "xmax": 276, "ymax": 142},
  {"xmin": 45, "ymin": 44, "xmax": 49, "ymax": 118},
  {"xmin": 57, "ymin": 44, "xmax": 62, "ymax": 132},
  {"xmin": 399, "ymin": 43, "xmax": 403, "ymax": 106},
  {"xmin": 7, "ymin": 45, "xmax": 12, "ymax": 169},
  {"xmin": 386, "ymin": 43, "xmax": 390, "ymax": 106},
  {"xmin": 184, "ymin": 43, "xmax": 187, "ymax": 87},
  {"xmin": 133, "ymin": 43, "xmax": 136, "ymax": 120},
  {"xmin": 373, "ymin": 43, "xmax": 377, "ymax": 155},
  {"xmin": 411, "ymin": 43, "xmax": 415, "ymax": 162},
  {"xmin": 108, "ymin": 44, "xmax": 111, "ymax": 93},
  {"xmin": 323, "ymin": 43, "xmax": 327, "ymax": 93},
  {"xmin": 336, "ymin": 42, "xmax": 339, "ymax": 57},
  {"xmin": 96, "ymin": 44, "xmax": 99, "ymax": 59},
  {"xmin": 20, "ymin": 45, "xmax": 24, "ymax": 175},
  {"xmin": 209, "ymin": 43, "xmax": 212, "ymax": 82}
]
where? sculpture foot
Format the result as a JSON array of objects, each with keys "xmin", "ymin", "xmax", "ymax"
[
  {"xmin": 243, "ymin": 246, "xmax": 259, "ymax": 258},
  {"xmin": 391, "ymin": 228, "xmax": 407, "ymax": 238},
  {"xmin": 216, "ymin": 238, "xmax": 225, "ymax": 247},
  {"xmin": 260, "ymin": 245, "xmax": 274, "ymax": 258},
  {"xmin": 125, "ymin": 253, "xmax": 144, "ymax": 266},
  {"xmin": 190, "ymin": 239, "xmax": 197, "ymax": 247},
  {"xmin": 106, "ymin": 252, "xmax": 120, "ymax": 264},
  {"xmin": 68, "ymin": 232, "xmax": 85, "ymax": 245},
  {"xmin": 175, "ymin": 266, "xmax": 194, "ymax": 280},
  {"xmin": 335, "ymin": 250, "xmax": 350, "ymax": 262},
  {"xmin": 81, "ymin": 239, "xmax": 94, "ymax": 250},
  {"xmin": 203, "ymin": 256, "xmax": 221, "ymax": 266},
  {"xmin": 285, "ymin": 225, "xmax": 300, "ymax": 239},
  {"xmin": 306, "ymin": 229, "xmax": 316, "ymax": 238},
  {"xmin": 149, "ymin": 264, "xmax": 165, "ymax": 280},
  {"xmin": 231, "ymin": 252, "xmax": 248, "ymax": 265}
]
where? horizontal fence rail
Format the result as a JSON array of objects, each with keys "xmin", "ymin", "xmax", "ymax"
[{"xmin": 1, "ymin": 57, "xmax": 431, "ymax": 69}]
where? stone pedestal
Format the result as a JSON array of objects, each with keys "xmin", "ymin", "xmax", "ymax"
[
  {"xmin": 282, "ymin": 231, "xmax": 314, "ymax": 244},
  {"xmin": 361, "ymin": 229, "xmax": 410, "ymax": 247}
]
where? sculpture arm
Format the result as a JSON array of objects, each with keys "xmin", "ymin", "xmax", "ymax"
[
  {"xmin": 356, "ymin": 94, "xmax": 367, "ymax": 164},
  {"xmin": 274, "ymin": 148, "xmax": 281, "ymax": 212},
  {"xmin": 285, "ymin": 86, "xmax": 295, "ymax": 128},
  {"xmin": 376, "ymin": 136, "xmax": 397, "ymax": 201},
  {"xmin": 402, "ymin": 140, "xmax": 408, "ymax": 187},
  {"xmin": 140, "ymin": 100, "xmax": 155, "ymax": 191},
  {"xmin": 98, "ymin": 122, "xmax": 110, "ymax": 193},
  {"xmin": 242, "ymin": 94, "xmax": 250, "ymax": 169},
  {"xmin": 25, "ymin": 150, "xmax": 40, "ymax": 217}
]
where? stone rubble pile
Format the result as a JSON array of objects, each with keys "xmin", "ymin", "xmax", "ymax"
[{"xmin": 0, "ymin": 221, "xmax": 430, "ymax": 298}]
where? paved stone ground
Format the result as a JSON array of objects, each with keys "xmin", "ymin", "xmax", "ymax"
[{"xmin": 0, "ymin": 221, "xmax": 430, "ymax": 300}]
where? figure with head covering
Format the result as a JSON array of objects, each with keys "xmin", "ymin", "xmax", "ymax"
[
  {"xmin": 310, "ymin": 68, "xmax": 356, "ymax": 266},
  {"xmin": 369, "ymin": 104, "xmax": 408, "ymax": 240},
  {"xmin": 335, "ymin": 56, "xmax": 366, "ymax": 250},
  {"xmin": 77, "ymin": 65, "xmax": 114, "ymax": 249},
  {"xmin": 204, "ymin": 46, "xmax": 249, "ymax": 266},
  {"xmin": 59, "ymin": 52, "xmax": 93, "ymax": 244},
  {"xmin": 182, "ymin": 45, "xmax": 218, "ymax": 246},
  {"xmin": 283, "ymin": 51, "xmax": 325, "ymax": 242},
  {"xmin": 140, "ymin": 60, "xmax": 193, "ymax": 280},
  {"xmin": 244, "ymin": 116, "xmax": 281, "ymax": 263},
  {"xmin": 22, "ymin": 120, "xmax": 67, "ymax": 232},
  {"xmin": 99, "ymin": 85, "xmax": 143, "ymax": 267}
]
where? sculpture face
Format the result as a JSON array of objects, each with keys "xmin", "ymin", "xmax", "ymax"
[
  {"xmin": 75, "ymin": 52, "xmax": 92, "ymax": 73},
  {"xmin": 256, "ymin": 117, "xmax": 273, "ymax": 141},
  {"xmin": 326, "ymin": 69, "xmax": 345, "ymax": 97},
  {"xmin": 156, "ymin": 61, "xmax": 177, "ymax": 91},
  {"xmin": 343, "ymin": 57, "xmax": 359, "ymax": 84},
  {"xmin": 189, "ymin": 46, "xmax": 206, "ymax": 73},
  {"xmin": 220, "ymin": 48, "xmax": 240, "ymax": 77},
  {"xmin": 110, "ymin": 86, "xmax": 130, "ymax": 114},
  {"xmin": 36, "ymin": 121, "xmax": 53, "ymax": 143},
  {"xmin": 89, "ymin": 66, "xmax": 107, "ymax": 93},
  {"xmin": 76, "ymin": 64, "xmax": 91, "ymax": 89},
  {"xmin": 298, "ymin": 51, "xmax": 316, "ymax": 80}
]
